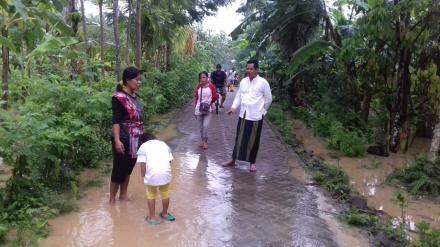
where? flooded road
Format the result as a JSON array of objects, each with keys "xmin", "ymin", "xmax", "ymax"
[{"xmin": 41, "ymin": 92, "xmax": 370, "ymax": 247}]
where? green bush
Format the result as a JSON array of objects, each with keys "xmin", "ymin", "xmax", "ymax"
[
  {"xmin": 388, "ymin": 156, "xmax": 440, "ymax": 195},
  {"xmin": 312, "ymin": 165, "xmax": 352, "ymax": 201},
  {"xmin": 340, "ymin": 208, "xmax": 377, "ymax": 227},
  {"xmin": 409, "ymin": 221, "xmax": 440, "ymax": 247},
  {"xmin": 267, "ymin": 106, "xmax": 294, "ymax": 145},
  {"xmin": 327, "ymin": 120, "xmax": 367, "ymax": 157},
  {"xmin": 314, "ymin": 114, "xmax": 338, "ymax": 137}
]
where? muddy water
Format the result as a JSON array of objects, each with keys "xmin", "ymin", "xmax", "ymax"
[
  {"xmin": 41, "ymin": 95, "xmax": 371, "ymax": 247},
  {"xmin": 293, "ymin": 119, "xmax": 440, "ymax": 231}
]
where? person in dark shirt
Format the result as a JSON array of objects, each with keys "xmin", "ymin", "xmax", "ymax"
[
  {"xmin": 110, "ymin": 67, "xmax": 144, "ymax": 204},
  {"xmin": 210, "ymin": 64, "xmax": 227, "ymax": 108}
]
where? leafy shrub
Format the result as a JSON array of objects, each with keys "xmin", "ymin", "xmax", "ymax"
[
  {"xmin": 312, "ymin": 165, "xmax": 351, "ymax": 201},
  {"xmin": 409, "ymin": 221, "xmax": 440, "ymax": 247},
  {"xmin": 267, "ymin": 106, "xmax": 294, "ymax": 145},
  {"xmin": 327, "ymin": 120, "xmax": 367, "ymax": 157},
  {"xmin": 314, "ymin": 114, "xmax": 338, "ymax": 137},
  {"xmin": 340, "ymin": 208, "xmax": 377, "ymax": 227},
  {"xmin": 388, "ymin": 156, "xmax": 440, "ymax": 195},
  {"xmin": 291, "ymin": 106, "xmax": 316, "ymax": 126}
]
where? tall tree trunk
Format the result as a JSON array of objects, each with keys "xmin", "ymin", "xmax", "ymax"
[
  {"xmin": 429, "ymin": 36, "xmax": 440, "ymax": 160},
  {"xmin": 389, "ymin": 11, "xmax": 412, "ymax": 153},
  {"xmin": 165, "ymin": 41, "xmax": 172, "ymax": 71},
  {"xmin": 1, "ymin": 28, "xmax": 9, "ymax": 109},
  {"xmin": 69, "ymin": 0, "xmax": 79, "ymax": 77},
  {"xmin": 99, "ymin": 0, "xmax": 105, "ymax": 77},
  {"xmin": 126, "ymin": 0, "xmax": 132, "ymax": 64},
  {"xmin": 79, "ymin": 0, "xmax": 90, "ymax": 57},
  {"xmin": 430, "ymin": 111, "xmax": 440, "ymax": 161},
  {"xmin": 135, "ymin": 0, "xmax": 142, "ymax": 68},
  {"xmin": 361, "ymin": 86, "xmax": 372, "ymax": 125},
  {"xmin": 113, "ymin": 0, "xmax": 121, "ymax": 81}
]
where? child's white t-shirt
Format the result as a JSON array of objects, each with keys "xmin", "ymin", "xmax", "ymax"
[{"xmin": 136, "ymin": 140, "xmax": 173, "ymax": 186}]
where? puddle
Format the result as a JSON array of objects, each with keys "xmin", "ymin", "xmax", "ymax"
[
  {"xmin": 313, "ymin": 187, "xmax": 371, "ymax": 247},
  {"xmin": 293, "ymin": 119, "xmax": 440, "ymax": 230}
]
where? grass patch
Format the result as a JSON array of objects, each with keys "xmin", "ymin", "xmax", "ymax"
[
  {"xmin": 266, "ymin": 106, "xmax": 294, "ymax": 145},
  {"xmin": 387, "ymin": 156, "xmax": 440, "ymax": 195},
  {"xmin": 340, "ymin": 208, "xmax": 378, "ymax": 227},
  {"xmin": 309, "ymin": 163, "xmax": 352, "ymax": 202}
]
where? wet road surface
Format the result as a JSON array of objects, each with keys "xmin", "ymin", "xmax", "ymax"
[{"xmin": 41, "ymin": 92, "xmax": 370, "ymax": 247}]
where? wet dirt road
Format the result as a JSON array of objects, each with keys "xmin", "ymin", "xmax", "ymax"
[{"xmin": 40, "ymin": 92, "xmax": 370, "ymax": 247}]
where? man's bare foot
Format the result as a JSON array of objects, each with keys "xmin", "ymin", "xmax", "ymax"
[
  {"xmin": 203, "ymin": 142, "xmax": 208, "ymax": 149},
  {"xmin": 109, "ymin": 198, "xmax": 116, "ymax": 204},
  {"xmin": 199, "ymin": 141, "xmax": 204, "ymax": 148},
  {"xmin": 222, "ymin": 159, "xmax": 236, "ymax": 167},
  {"xmin": 220, "ymin": 104, "xmax": 224, "ymax": 108},
  {"xmin": 250, "ymin": 164, "xmax": 257, "ymax": 172}
]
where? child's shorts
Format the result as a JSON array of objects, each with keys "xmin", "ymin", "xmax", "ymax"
[{"xmin": 146, "ymin": 183, "xmax": 170, "ymax": 200}]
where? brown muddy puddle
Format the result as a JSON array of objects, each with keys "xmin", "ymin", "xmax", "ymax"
[{"xmin": 293, "ymin": 119, "xmax": 440, "ymax": 232}]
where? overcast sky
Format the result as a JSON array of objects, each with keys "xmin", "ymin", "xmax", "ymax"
[
  {"xmin": 201, "ymin": 0, "xmax": 245, "ymax": 35},
  {"xmin": 83, "ymin": 0, "xmax": 245, "ymax": 36}
]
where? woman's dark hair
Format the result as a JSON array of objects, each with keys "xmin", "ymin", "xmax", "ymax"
[
  {"xmin": 138, "ymin": 133, "xmax": 157, "ymax": 147},
  {"xmin": 116, "ymin": 66, "xmax": 141, "ymax": 92},
  {"xmin": 246, "ymin": 59, "xmax": 259, "ymax": 69},
  {"xmin": 198, "ymin": 71, "xmax": 208, "ymax": 81}
]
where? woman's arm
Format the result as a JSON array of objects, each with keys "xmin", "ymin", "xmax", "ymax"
[
  {"xmin": 112, "ymin": 124, "xmax": 125, "ymax": 154},
  {"xmin": 112, "ymin": 97, "xmax": 125, "ymax": 154}
]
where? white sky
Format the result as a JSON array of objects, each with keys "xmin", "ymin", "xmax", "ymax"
[
  {"xmin": 83, "ymin": 0, "xmax": 245, "ymax": 36},
  {"xmin": 202, "ymin": 0, "xmax": 245, "ymax": 35}
]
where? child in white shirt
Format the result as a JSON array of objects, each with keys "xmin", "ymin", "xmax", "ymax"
[{"xmin": 136, "ymin": 133, "xmax": 175, "ymax": 225}]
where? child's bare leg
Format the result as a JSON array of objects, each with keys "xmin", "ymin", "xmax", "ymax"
[
  {"xmin": 161, "ymin": 198, "xmax": 170, "ymax": 216},
  {"xmin": 147, "ymin": 199, "xmax": 158, "ymax": 220},
  {"xmin": 119, "ymin": 175, "xmax": 130, "ymax": 200},
  {"xmin": 109, "ymin": 182, "xmax": 119, "ymax": 204}
]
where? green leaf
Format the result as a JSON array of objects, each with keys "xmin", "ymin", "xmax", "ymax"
[
  {"xmin": 0, "ymin": 36, "xmax": 15, "ymax": 50},
  {"xmin": 29, "ymin": 8, "xmax": 73, "ymax": 36},
  {"xmin": 13, "ymin": 0, "xmax": 28, "ymax": 20},
  {"xmin": 27, "ymin": 35, "xmax": 78, "ymax": 57},
  {"xmin": 52, "ymin": 0, "xmax": 64, "ymax": 12},
  {"xmin": 287, "ymin": 40, "xmax": 336, "ymax": 75},
  {"xmin": 0, "ymin": 0, "xmax": 9, "ymax": 10}
]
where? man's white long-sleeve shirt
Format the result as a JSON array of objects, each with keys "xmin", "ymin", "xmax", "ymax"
[{"xmin": 231, "ymin": 75, "xmax": 272, "ymax": 121}]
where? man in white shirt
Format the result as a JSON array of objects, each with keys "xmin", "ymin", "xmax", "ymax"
[{"xmin": 223, "ymin": 59, "xmax": 272, "ymax": 172}]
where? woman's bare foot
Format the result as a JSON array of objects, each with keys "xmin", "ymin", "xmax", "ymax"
[{"xmin": 119, "ymin": 195, "xmax": 131, "ymax": 201}]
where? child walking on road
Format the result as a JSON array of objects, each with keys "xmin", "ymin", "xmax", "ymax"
[{"xmin": 137, "ymin": 133, "xmax": 175, "ymax": 225}]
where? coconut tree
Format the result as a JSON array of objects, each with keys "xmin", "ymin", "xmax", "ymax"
[{"xmin": 113, "ymin": 0, "xmax": 121, "ymax": 80}]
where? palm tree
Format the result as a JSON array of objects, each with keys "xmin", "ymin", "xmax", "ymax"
[
  {"xmin": 98, "ymin": 0, "xmax": 105, "ymax": 77},
  {"xmin": 113, "ymin": 0, "xmax": 121, "ymax": 80},
  {"xmin": 79, "ymin": 0, "xmax": 90, "ymax": 57},
  {"xmin": 135, "ymin": 0, "xmax": 141, "ymax": 68}
]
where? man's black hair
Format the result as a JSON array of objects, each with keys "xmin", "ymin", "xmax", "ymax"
[
  {"xmin": 246, "ymin": 59, "xmax": 259, "ymax": 69},
  {"xmin": 216, "ymin": 64, "xmax": 222, "ymax": 69}
]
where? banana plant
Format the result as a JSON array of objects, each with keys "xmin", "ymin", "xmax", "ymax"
[{"xmin": 0, "ymin": 0, "xmax": 73, "ymax": 108}]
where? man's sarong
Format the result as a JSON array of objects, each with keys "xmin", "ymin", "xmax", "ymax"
[{"xmin": 232, "ymin": 117, "xmax": 263, "ymax": 163}]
